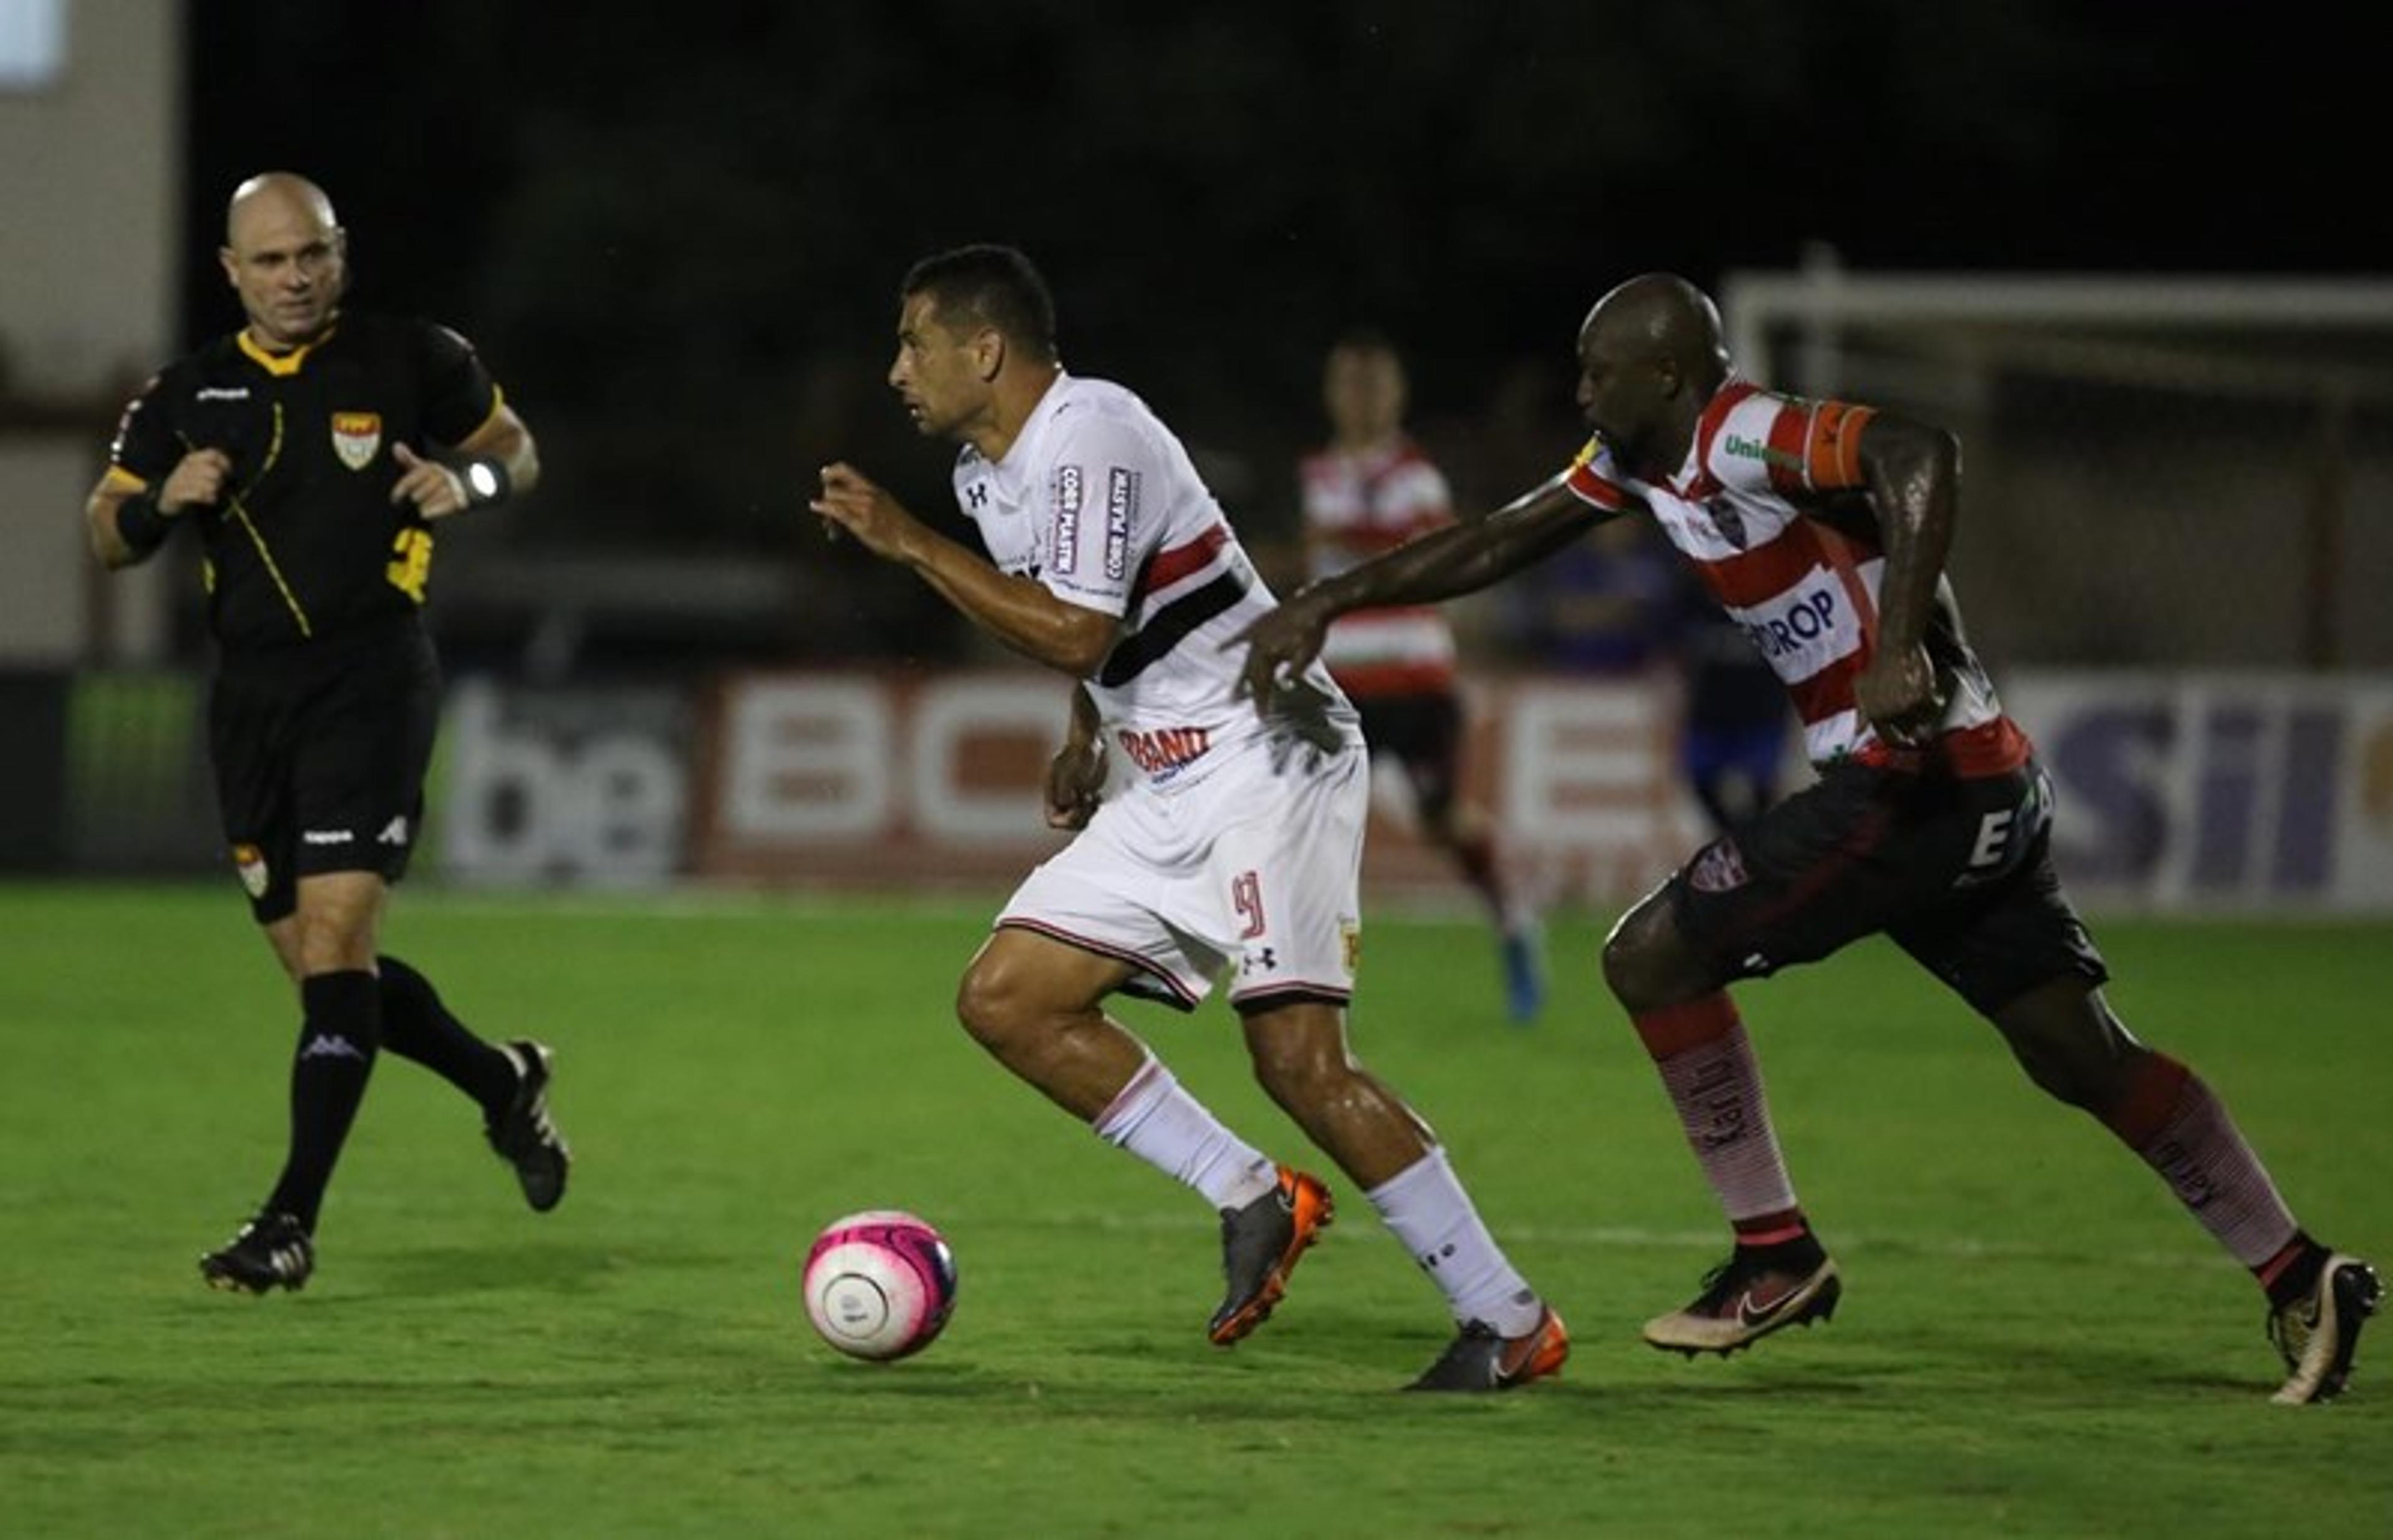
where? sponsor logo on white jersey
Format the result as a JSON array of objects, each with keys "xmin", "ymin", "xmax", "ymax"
[
  {"xmin": 1104, "ymin": 468, "xmax": 1137, "ymax": 581},
  {"xmin": 1052, "ymin": 464, "xmax": 1084, "ymax": 573},
  {"xmin": 1733, "ymin": 578, "xmax": 1856, "ymax": 681},
  {"xmin": 1115, "ymin": 724, "xmax": 1213, "ymax": 779}
]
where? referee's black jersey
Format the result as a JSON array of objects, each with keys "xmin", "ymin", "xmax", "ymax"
[{"xmin": 109, "ymin": 313, "xmax": 504, "ymax": 660}]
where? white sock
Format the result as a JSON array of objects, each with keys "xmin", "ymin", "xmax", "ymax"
[
  {"xmin": 1092, "ymin": 1057, "xmax": 1278, "ymax": 1211},
  {"xmin": 1365, "ymin": 1146, "xmax": 1542, "ymax": 1336}
]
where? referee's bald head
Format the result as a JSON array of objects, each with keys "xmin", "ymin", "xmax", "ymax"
[{"xmin": 226, "ymin": 173, "xmax": 339, "ymax": 248}]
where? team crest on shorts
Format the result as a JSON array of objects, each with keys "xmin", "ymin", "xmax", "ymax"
[
  {"xmin": 231, "ymin": 842, "xmax": 270, "ymax": 900},
  {"xmin": 1688, "ymin": 838, "xmax": 1750, "ymax": 893},
  {"xmin": 332, "ymin": 411, "xmax": 382, "ymax": 470}
]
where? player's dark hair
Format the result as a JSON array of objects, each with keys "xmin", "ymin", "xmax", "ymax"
[{"xmin": 901, "ymin": 245, "xmax": 1059, "ymax": 363}]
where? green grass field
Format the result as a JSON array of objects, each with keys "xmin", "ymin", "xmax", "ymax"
[{"xmin": 1, "ymin": 882, "xmax": 2387, "ymax": 1538}]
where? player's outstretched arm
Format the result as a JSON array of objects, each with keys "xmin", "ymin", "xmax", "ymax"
[
  {"xmin": 810, "ymin": 462, "xmax": 1119, "ymax": 676},
  {"xmin": 1232, "ymin": 471, "xmax": 1603, "ymax": 709}
]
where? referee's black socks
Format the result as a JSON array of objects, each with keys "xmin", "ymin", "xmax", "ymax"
[
  {"xmin": 265, "ymin": 969, "xmax": 383, "ymax": 1232},
  {"xmin": 377, "ymin": 955, "xmax": 519, "ymax": 1118}
]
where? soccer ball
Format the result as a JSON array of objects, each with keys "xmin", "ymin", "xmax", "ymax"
[{"xmin": 801, "ymin": 1209, "xmax": 958, "ymax": 1361}]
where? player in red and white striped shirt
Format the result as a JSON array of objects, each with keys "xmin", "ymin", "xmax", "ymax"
[
  {"xmin": 1236, "ymin": 273, "xmax": 2376, "ymax": 1405},
  {"xmin": 1300, "ymin": 333, "xmax": 1544, "ymax": 1022}
]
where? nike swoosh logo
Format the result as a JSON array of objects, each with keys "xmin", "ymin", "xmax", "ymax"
[{"xmin": 1734, "ymin": 1286, "xmax": 1800, "ymax": 1328}]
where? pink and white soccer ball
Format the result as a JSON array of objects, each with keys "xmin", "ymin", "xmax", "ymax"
[{"xmin": 801, "ymin": 1209, "xmax": 958, "ymax": 1361}]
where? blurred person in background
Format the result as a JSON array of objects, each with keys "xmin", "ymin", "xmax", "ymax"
[
  {"xmin": 807, "ymin": 245, "xmax": 1568, "ymax": 1390},
  {"xmin": 1300, "ymin": 331, "xmax": 1545, "ymax": 1022},
  {"xmin": 1237, "ymin": 272, "xmax": 2376, "ymax": 1405},
  {"xmin": 1669, "ymin": 568, "xmax": 1795, "ymax": 835},
  {"xmin": 1514, "ymin": 518, "xmax": 1790, "ymax": 837},
  {"xmin": 84, "ymin": 173, "xmax": 570, "ymax": 1295}
]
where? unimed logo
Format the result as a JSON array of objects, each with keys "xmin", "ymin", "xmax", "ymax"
[{"xmin": 1723, "ymin": 433, "xmax": 1800, "ymax": 470}]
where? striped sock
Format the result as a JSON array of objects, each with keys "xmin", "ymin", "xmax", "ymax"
[
  {"xmin": 2102, "ymin": 1052, "xmax": 2300, "ymax": 1274},
  {"xmin": 1634, "ymin": 994, "xmax": 1802, "ymax": 1226}
]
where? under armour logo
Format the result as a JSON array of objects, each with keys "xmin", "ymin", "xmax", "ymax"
[
  {"xmin": 1242, "ymin": 947, "xmax": 1278, "ymax": 974},
  {"xmin": 967, "ymin": 482, "xmax": 989, "ymax": 509},
  {"xmin": 300, "ymin": 1034, "xmax": 368, "ymax": 1062}
]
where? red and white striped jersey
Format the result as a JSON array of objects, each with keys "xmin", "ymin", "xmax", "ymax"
[
  {"xmin": 1299, "ymin": 436, "xmax": 1458, "ymax": 698},
  {"xmin": 954, "ymin": 373, "xmax": 1357, "ymax": 788},
  {"xmin": 1562, "ymin": 379, "xmax": 2025, "ymax": 774}
]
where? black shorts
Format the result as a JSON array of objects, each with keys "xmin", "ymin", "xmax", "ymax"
[
  {"xmin": 208, "ymin": 627, "xmax": 441, "ymax": 924},
  {"xmin": 1666, "ymin": 756, "xmax": 2108, "ymax": 1017},
  {"xmin": 1354, "ymin": 690, "xmax": 1464, "ymax": 824}
]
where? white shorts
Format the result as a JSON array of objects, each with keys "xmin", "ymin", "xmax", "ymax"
[{"xmin": 997, "ymin": 738, "xmax": 1368, "ymax": 1010}]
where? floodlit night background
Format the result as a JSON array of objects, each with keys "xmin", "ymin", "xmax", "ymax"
[{"xmin": 3, "ymin": 0, "xmax": 2389, "ymax": 902}]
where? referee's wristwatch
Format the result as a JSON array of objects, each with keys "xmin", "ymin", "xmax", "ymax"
[{"xmin": 457, "ymin": 455, "xmax": 511, "ymax": 508}]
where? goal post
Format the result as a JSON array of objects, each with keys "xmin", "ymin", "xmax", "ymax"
[{"xmin": 1720, "ymin": 253, "xmax": 2393, "ymax": 672}]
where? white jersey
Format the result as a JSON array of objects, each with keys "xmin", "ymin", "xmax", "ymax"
[{"xmin": 954, "ymin": 372, "xmax": 1357, "ymax": 789}]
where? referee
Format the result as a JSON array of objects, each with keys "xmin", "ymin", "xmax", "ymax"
[{"xmin": 83, "ymin": 172, "xmax": 571, "ymax": 1293}]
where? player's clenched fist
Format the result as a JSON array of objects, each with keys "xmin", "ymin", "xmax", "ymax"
[
  {"xmin": 809, "ymin": 462, "xmax": 925, "ymax": 562},
  {"xmin": 1044, "ymin": 739, "xmax": 1106, "ymax": 830},
  {"xmin": 160, "ymin": 448, "xmax": 234, "ymax": 515}
]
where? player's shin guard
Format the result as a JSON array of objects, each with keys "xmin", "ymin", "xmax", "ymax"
[
  {"xmin": 377, "ymin": 954, "xmax": 518, "ymax": 1115},
  {"xmin": 1634, "ymin": 994, "xmax": 1803, "ymax": 1233},
  {"xmin": 2102, "ymin": 1052, "xmax": 2301, "ymax": 1271},
  {"xmin": 264, "ymin": 969, "xmax": 384, "ymax": 1231}
]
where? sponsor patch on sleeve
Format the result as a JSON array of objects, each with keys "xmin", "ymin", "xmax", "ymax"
[
  {"xmin": 1052, "ymin": 464, "xmax": 1084, "ymax": 574},
  {"xmin": 1104, "ymin": 467, "xmax": 1139, "ymax": 581}
]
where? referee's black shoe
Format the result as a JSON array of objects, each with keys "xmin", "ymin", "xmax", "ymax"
[
  {"xmin": 199, "ymin": 1210, "xmax": 314, "ymax": 1295},
  {"xmin": 487, "ymin": 1040, "xmax": 571, "ymax": 1213}
]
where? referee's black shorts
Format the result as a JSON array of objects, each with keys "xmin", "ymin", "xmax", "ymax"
[
  {"xmin": 207, "ymin": 624, "xmax": 441, "ymax": 924},
  {"xmin": 1666, "ymin": 755, "xmax": 2109, "ymax": 1017}
]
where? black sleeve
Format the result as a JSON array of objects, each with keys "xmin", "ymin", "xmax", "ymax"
[
  {"xmin": 416, "ymin": 321, "xmax": 502, "ymax": 447},
  {"xmin": 107, "ymin": 369, "xmax": 182, "ymax": 482}
]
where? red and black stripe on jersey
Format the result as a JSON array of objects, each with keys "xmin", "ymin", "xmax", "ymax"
[{"xmin": 1097, "ymin": 523, "xmax": 1248, "ymax": 687}]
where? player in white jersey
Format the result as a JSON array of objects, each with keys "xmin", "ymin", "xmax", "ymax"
[
  {"xmin": 806, "ymin": 245, "xmax": 1567, "ymax": 1390},
  {"xmin": 1300, "ymin": 332, "xmax": 1545, "ymax": 1022},
  {"xmin": 1236, "ymin": 273, "xmax": 2375, "ymax": 1405}
]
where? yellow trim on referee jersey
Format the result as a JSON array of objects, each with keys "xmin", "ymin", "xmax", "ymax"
[
  {"xmin": 181, "ymin": 406, "xmax": 313, "ymax": 639},
  {"xmin": 457, "ymin": 383, "xmax": 508, "ymax": 445},
  {"xmin": 237, "ymin": 324, "xmax": 337, "ymax": 376}
]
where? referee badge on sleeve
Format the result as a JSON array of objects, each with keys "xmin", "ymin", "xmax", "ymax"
[{"xmin": 332, "ymin": 412, "xmax": 382, "ymax": 470}]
